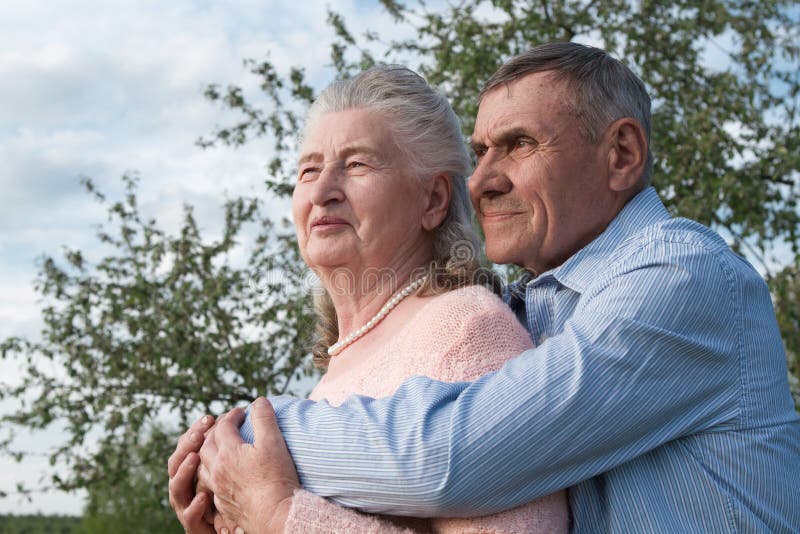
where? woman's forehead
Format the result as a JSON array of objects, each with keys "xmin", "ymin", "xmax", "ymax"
[{"xmin": 299, "ymin": 109, "xmax": 398, "ymax": 160}]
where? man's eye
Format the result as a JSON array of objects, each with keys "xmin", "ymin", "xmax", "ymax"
[
  {"xmin": 513, "ymin": 138, "xmax": 535, "ymax": 150},
  {"xmin": 347, "ymin": 161, "xmax": 365, "ymax": 169}
]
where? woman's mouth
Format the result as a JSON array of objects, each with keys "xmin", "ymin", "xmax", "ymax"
[{"xmin": 310, "ymin": 216, "xmax": 350, "ymax": 231}]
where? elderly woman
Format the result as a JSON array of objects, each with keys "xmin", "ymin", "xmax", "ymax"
[{"xmin": 170, "ymin": 65, "xmax": 567, "ymax": 533}]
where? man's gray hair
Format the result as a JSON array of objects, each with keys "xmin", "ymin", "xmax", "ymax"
[{"xmin": 482, "ymin": 42, "xmax": 654, "ymax": 184}]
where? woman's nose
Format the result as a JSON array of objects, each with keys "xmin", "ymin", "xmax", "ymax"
[{"xmin": 309, "ymin": 165, "xmax": 345, "ymax": 206}]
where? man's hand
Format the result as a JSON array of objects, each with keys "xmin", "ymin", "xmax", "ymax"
[
  {"xmin": 168, "ymin": 414, "xmax": 216, "ymax": 533},
  {"xmin": 199, "ymin": 397, "xmax": 299, "ymax": 534}
]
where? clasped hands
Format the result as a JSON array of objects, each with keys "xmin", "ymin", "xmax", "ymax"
[{"xmin": 167, "ymin": 397, "xmax": 299, "ymax": 534}]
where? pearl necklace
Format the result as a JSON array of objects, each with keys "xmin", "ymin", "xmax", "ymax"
[{"xmin": 327, "ymin": 275, "xmax": 427, "ymax": 357}]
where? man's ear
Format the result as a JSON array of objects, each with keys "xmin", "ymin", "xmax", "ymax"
[
  {"xmin": 422, "ymin": 173, "xmax": 451, "ymax": 231},
  {"xmin": 605, "ymin": 118, "xmax": 648, "ymax": 192}
]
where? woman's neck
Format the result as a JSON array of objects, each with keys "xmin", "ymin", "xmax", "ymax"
[{"xmin": 320, "ymin": 247, "xmax": 432, "ymax": 338}]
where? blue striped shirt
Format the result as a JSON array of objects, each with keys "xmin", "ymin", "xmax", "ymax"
[{"xmin": 241, "ymin": 187, "xmax": 800, "ymax": 532}]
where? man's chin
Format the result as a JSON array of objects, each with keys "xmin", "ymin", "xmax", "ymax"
[{"xmin": 484, "ymin": 246, "xmax": 516, "ymax": 267}]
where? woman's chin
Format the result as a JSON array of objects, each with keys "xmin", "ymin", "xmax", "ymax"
[{"xmin": 305, "ymin": 251, "xmax": 355, "ymax": 271}]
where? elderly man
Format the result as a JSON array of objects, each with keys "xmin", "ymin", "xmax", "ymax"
[{"xmin": 170, "ymin": 43, "xmax": 800, "ymax": 532}]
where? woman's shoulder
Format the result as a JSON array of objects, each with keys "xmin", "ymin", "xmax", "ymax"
[
  {"xmin": 419, "ymin": 283, "xmax": 511, "ymax": 317},
  {"xmin": 402, "ymin": 284, "xmax": 533, "ymax": 381},
  {"xmin": 411, "ymin": 284, "xmax": 525, "ymax": 338}
]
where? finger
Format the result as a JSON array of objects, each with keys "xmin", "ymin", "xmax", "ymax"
[
  {"xmin": 198, "ymin": 428, "xmax": 219, "ymax": 467},
  {"xmin": 214, "ymin": 407, "xmax": 246, "ymax": 447},
  {"xmin": 213, "ymin": 512, "xmax": 240, "ymax": 534},
  {"xmin": 251, "ymin": 397, "xmax": 284, "ymax": 451},
  {"xmin": 196, "ymin": 462, "xmax": 215, "ymax": 496},
  {"xmin": 168, "ymin": 452, "xmax": 200, "ymax": 510},
  {"xmin": 168, "ymin": 415, "xmax": 214, "ymax": 477},
  {"xmin": 203, "ymin": 506, "xmax": 214, "ymax": 525},
  {"xmin": 168, "ymin": 430, "xmax": 202, "ymax": 479},
  {"xmin": 183, "ymin": 491, "xmax": 215, "ymax": 534},
  {"xmin": 213, "ymin": 513, "xmax": 225, "ymax": 533}
]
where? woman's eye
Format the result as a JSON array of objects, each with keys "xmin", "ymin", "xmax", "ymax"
[{"xmin": 299, "ymin": 167, "xmax": 318, "ymax": 179}]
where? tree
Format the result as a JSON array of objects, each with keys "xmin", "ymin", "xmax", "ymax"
[
  {"xmin": 201, "ymin": 0, "xmax": 800, "ymax": 396},
  {"xmin": 0, "ymin": 175, "xmax": 316, "ymax": 520},
  {"xmin": 1, "ymin": 0, "xmax": 798, "ymax": 522},
  {"xmin": 74, "ymin": 425, "xmax": 184, "ymax": 533}
]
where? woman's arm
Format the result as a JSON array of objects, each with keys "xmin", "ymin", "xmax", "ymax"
[{"xmin": 285, "ymin": 490, "xmax": 421, "ymax": 533}]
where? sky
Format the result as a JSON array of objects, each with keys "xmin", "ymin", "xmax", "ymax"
[{"xmin": 0, "ymin": 0, "xmax": 412, "ymax": 516}]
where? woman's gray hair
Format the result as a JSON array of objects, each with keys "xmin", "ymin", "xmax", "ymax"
[
  {"xmin": 304, "ymin": 65, "xmax": 498, "ymax": 368},
  {"xmin": 482, "ymin": 42, "xmax": 654, "ymax": 185}
]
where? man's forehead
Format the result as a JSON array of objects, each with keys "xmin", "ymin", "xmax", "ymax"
[
  {"xmin": 472, "ymin": 72, "xmax": 570, "ymax": 138},
  {"xmin": 472, "ymin": 109, "xmax": 528, "ymax": 138},
  {"xmin": 471, "ymin": 101, "xmax": 546, "ymax": 141}
]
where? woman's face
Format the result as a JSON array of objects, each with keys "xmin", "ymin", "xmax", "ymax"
[{"xmin": 292, "ymin": 108, "xmax": 431, "ymax": 274}]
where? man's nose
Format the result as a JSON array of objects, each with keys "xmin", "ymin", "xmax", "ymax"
[
  {"xmin": 309, "ymin": 165, "xmax": 344, "ymax": 206},
  {"xmin": 469, "ymin": 150, "xmax": 512, "ymax": 199}
]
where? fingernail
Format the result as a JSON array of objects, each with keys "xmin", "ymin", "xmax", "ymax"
[
  {"xmin": 221, "ymin": 529, "xmax": 230, "ymax": 534},
  {"xmin": 235, "ymin": 527, "xmax": 245, "ymax": 534},
  {"xmin": 189, "ymin": 432, "xmax": 199, "ymax": 443},
  {"xmin": 201, "ymin": 415, "xmax": 209, "ymax": 425},
  {"xmin": 256, "ymin": 398, "xmax": 269, "ymax": 408}
]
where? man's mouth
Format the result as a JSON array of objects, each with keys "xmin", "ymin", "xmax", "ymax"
[{"xmin": 480, "ymin": 210, "xmax": 524, "ymax": 220}]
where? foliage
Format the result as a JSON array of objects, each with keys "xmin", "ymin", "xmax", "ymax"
[
  {"xmin": 772, "ymin": 263, "xmax": 800, "ymax": 406},
  {"xmin": 0, "ymin": 514, "xmax": 80, "ymax": 534},
  {"xmin": 1, "ymin": 0, "xmax": 798, "ymax": 521},
  {"xmin": 74, "ymin": 425, "xmax": 183, "ymax": 534},
  {"xmin": 0, "ymin": 174, "xmax": 316, "ymax": 498}
]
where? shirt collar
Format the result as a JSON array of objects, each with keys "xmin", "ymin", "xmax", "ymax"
[
  {"xmin": 504, "ymin": 270, "xmax": 532, "ymax": 304},
  {"xmin": 514, "ymin": 187, "xmax": 671, "ymax": 294}
]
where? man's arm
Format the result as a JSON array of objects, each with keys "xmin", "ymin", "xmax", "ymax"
[{"xmin": 240, "ymin": 241, "xmax": 772, "ymax": 516}]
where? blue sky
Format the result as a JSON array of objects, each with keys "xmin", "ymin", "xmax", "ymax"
[{"xmin": 0, "ymin": 0, "xmax": 405, "ymax": 515}]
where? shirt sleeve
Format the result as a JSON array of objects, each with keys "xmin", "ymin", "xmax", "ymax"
[{"xmin": 245, "ymin": 240, "xmax": 745, "ymax": 517}]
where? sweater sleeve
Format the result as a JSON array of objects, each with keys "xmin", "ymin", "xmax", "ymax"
[{"xmin": 286, "ymin": 489, "xmax": 423, "ymax": 533}]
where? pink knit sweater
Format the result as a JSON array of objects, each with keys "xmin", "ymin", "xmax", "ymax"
[{"xmin": 285, "ymin": 285, "xmax": 569, "ymax": 533}]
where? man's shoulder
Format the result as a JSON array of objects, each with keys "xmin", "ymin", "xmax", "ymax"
[
  {"xmin": 613, "ymin": 216, "xmax": 759, "ymax": 282},
  {"xmin": 626, "ymin": 216, "xmax": 728, "ymax": 253}
]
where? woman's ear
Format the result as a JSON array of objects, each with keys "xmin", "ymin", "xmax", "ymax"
[
  {"xmin": 422, "ymin": 173, "xmax": 451, "ymax": 231},
  {"xmin": 605, "ymin": 117, "xmax": 648, "ymax": 192}
]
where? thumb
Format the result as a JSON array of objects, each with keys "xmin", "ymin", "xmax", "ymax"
[{"xmin": 251, "ymin": 397, "xmax": 282, "ymax": 451}]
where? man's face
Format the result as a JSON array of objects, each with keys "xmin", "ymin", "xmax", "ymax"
[{"xmin": 469, "ymin": 71, "xmax": 617, "ymax": 275}]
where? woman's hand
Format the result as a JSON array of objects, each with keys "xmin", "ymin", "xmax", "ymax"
[
  {"xmin": 198, "ymin": 398, "xmax": 299, "ymax": 534},
  {"xmin": 168, "ymin": 414, "xmax": 216, "ymax": 533}
]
